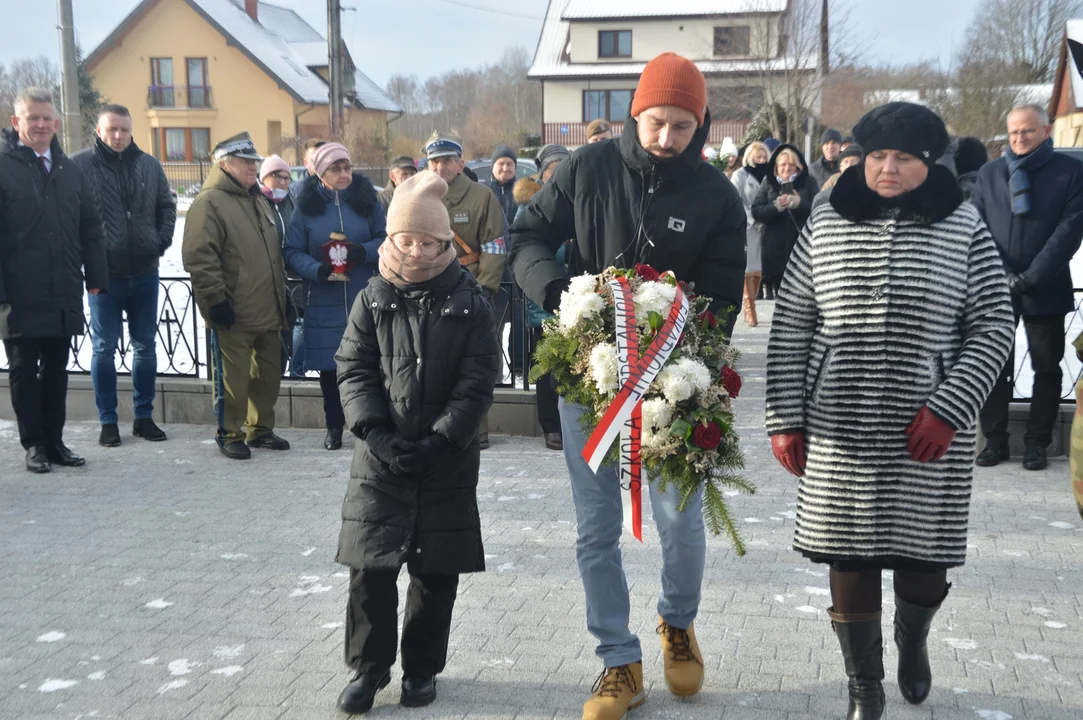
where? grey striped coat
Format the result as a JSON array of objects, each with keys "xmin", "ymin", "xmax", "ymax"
[{"xmin": 765, "ymin": 166, "xmax": 1015, "ymax": 569}]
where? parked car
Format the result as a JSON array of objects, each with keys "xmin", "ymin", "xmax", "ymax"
[{"xmin": 466, "ymin": 158, "xmax": 537, "ymax": 184}]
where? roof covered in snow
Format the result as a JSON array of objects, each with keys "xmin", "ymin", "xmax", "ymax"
[
  {"xmin": 561, "ymin": 0, "xmax": 788, "ymax": 19},
  {"xmin": 86, "ymin": 0, "xmax": 401, "ymax": 113},
  {"xmin": 530, "ymin": 0, "xmax": 805, "ymax": 79}
]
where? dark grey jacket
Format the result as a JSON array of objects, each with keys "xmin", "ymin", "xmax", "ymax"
[
  {"xmin": 971, "ymin": 150, "xmax": 1083, "ymax": 316},
  {"xmin": 0, "ymin": 130, "xmax": 108, "ymax": 338},
  {"xmin": 334, "ymin": 262, "xmax": 500, "ymax": 574},
  {"xmin": 71, "ymin": 137, "xmax": 175, "ymax": 277},
  {"xmin": 488, "ymin": 177, "xmax": 518, "ymax": 227}
]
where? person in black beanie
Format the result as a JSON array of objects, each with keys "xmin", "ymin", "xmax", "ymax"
[
  {"xmin": 766, "ymin": 101, "xmax": 1014, "ymax": 720},
  {"xmin": 971, "ymin": 103, "xmax": 1083, "ymax": 471},
  {"xmin": 813, "ymin": 142, "xmax": 864, "ymax": 209},
  {"xmin": 809, "ymin": 128, "xmax": 842, "ymax": 187},
  {"xmin": 487, "ymin": 144, "xmax": 519, "ymax": 225},
  {"xmin": 953, "ymin": 137, "xmax": 987, "ymax": 200}
]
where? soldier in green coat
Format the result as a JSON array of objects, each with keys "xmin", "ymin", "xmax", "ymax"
[{"xmin": 182, "ymin": 132, "xmax": 290, "ymax": 460}]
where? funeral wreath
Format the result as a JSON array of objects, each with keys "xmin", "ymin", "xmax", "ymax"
[{"xmin": 530, "ymin": 264, "xmax": 755, "ymax": 554}]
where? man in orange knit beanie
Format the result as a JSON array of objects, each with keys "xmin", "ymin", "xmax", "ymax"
[{"xmin": 509, "ymin": 52, "xmax": 747, "ymax": 720}]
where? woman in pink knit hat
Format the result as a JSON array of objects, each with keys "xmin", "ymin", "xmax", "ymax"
[
  {"xmin": 332, "ymin": 172, "xmax": 500, "ymax": 714},
  {"xmin": 284, "ymin": 143, "xmax": 386, "ymax": 450}
]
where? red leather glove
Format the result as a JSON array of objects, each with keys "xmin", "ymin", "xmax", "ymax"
[
  {"xmin": 771, "ymin": 431, "xmax": 807, "ymax": 477},
  {"xmin": 905, "ymin": 406, "xmax": 957, "ymax": 463}
]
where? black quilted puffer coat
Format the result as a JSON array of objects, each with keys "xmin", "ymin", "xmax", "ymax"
[
  {"xmin": 71, "ymin": 137, "xmax": 175, "ymax": 277},
  {"xmin": 333, "ymin": 261, "xmax": 500, "ymax": 574},
  {"xmin": 0, "ymin": 129, "xmax": 108, "ymax": 339}
]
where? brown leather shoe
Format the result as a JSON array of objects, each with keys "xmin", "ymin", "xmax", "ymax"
[{"xmin": 544, "ymin": 432, "xmax": 563, "ymax": 451}]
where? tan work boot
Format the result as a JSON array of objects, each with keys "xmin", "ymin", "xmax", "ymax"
[
  {"xmin": 582, "ymin": 662, "xmax": 645, "ymax": 720},
  {"xmin": 657, "ymin": 616, "xmax": 704, "ymax": 696}
]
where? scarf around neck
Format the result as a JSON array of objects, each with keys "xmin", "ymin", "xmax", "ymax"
[
  {"xmin": 1005, "ymin": 137, "xmax": 1054, "ymax": 216},
  {"xmin": 377, "ymin": 238, "xmax": 457, "ymax": 289},
  {"xmin": 747, "ymin": 162, "xmax": 768, "ymax": 183}
]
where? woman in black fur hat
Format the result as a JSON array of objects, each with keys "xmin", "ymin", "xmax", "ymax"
[{"xmin": 765, "ymin": 102, "xmax": 1015, "ymax": 720}]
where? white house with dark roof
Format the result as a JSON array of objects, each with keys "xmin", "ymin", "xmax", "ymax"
[
  {"xmin": 85, "ymin": 0, "xmax": 401, "ymax": 166},
  {"xmin": 529, "ymin": 0, "xmax": 814, "ymax": 147}
]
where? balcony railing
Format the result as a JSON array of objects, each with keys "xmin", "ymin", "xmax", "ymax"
[
  {"xmin": 543, "ymin": 120, "xmax": 751, "ymax": 147},
  {"xmin": 147, "ymin": 85, "xmax": 214, "ymax": 109}
]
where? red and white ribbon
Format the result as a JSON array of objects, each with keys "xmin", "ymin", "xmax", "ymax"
[{"xmin": 582, "ymin": 277, "xmax": 689, "ymax": 540}]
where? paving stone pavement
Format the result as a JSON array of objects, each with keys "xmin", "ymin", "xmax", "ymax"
[{"xmin": 1, "ymin": 310, "xmax": 1081, "ymax": 720}]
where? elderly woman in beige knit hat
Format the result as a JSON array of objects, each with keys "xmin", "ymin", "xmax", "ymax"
[{"xmin": 332, "ymin": 172, "xmax": 501, "ymax": 715}]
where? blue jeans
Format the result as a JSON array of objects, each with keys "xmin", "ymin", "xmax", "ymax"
[
  {"xmin": 88, "ymin": 271, "xmax": 160, "ymax": 424},
  {"xmin": 559, "ymin": 399, "xmax": 706, "ymax": 667}
]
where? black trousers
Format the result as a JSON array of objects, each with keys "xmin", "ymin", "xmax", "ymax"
[
  {"xmin": 979, "ymin": 314, "xmax": 1065, "ymax": 447},
  {"xmin": 4, "ymin": 337, "xmax": 71, "ymax": 449},
  {"xmin": 319, "ymin": 370, "xmax": 346, "ymax": 431},
  {"xmin": 345, "ymin": 568, "xmax": 459, "ymax": 678},
  {"xmin": 530, "ymin": 327, "xmax": 560, "ymax": 434}
]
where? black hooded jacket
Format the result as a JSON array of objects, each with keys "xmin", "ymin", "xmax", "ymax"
[
  {"xmin": 508, "ymin": 110, "xmax": 746, "ymax": 329},
  {"xmin": 71, "ymin": 136, "xmax": 175, "ymax": 277},
  {"xmin": 751, "ymin": 143, "xmax": 819, "ymax": 282}
]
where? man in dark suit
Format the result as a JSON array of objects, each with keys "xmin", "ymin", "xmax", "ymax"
[
  {"xmin": 972, "ymin": 104, "xmax": 1083, "ymax": 470},
  {"xmin": 0, "ymin": 87, "xmax": 108, "ymax": 472}
]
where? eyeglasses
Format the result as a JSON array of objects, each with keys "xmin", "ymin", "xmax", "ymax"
[
  {"xmin": 1008, "ymin": 129, "xmax": 1040, "ymax": 139},
  {"xmin": 393, "ymin": 237, "xmax": 446, "ymax": 255},
  {"xmin": 269, "ymin": 172, "xmax": 291, "ymax": 181}
]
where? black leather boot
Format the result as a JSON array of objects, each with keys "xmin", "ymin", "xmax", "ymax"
[
  {"xmin": 337, "ymin": 669, "xmax": 390, "ymax": 714},
  {"xmin": 894, "ymin": 585, "xmax": 949, "ymax": 705},
  {"xmin": 324, "ymin": 427, "xmax": 343, "ymax": 451},
  {"xmin": 829, "ymin": 608, "xmax": 885, "ymax": 720}
]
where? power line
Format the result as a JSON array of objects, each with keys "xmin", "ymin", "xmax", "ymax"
[{"xmin": 429, "ymin": 0, "xmax": 545, "ymax": 21}]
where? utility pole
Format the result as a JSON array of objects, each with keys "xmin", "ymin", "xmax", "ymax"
[
  {"xmin": 327, "ymin": 0, "xmax": 344, "ymax": 139},
  {"xmin": 57, "ymin": 0, "xmax": 82, "ymax": 152}
]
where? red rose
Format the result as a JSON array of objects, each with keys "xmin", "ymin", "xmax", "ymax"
[
  {"xmin": 698, "ymin": 310, "xmax": 717, "ymax": 329},
  {"xmin": 634, "ymin": 263, "xmax": 661, "ymax": 281},
  {"xmin": 692, "ymin": 422, "xmax": 723, "ymax": 450},
  {"xmin": 721, "ymin": 366, "xmax": 742, "ymax": 398}
]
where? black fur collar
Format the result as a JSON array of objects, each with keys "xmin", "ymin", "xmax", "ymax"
[
  {"xmin": 297, "ymin": 171, "xmax": 378, "ymax": 218},
  {"xmin": 829, "ymin": 163, "xmax": 963, "ymax": 226}
]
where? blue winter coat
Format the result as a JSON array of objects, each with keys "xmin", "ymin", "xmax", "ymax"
[{"xmin": 285, "ymin": 173, "xmax": 385, "ymax": 371}]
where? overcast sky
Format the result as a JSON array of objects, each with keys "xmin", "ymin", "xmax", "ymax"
[{"xmin": 0, "ymin": 0, "xmax": 983, "ymax": 87}]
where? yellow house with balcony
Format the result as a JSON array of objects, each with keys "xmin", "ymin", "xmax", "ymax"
[{"xmin": 85, "ymin": 0, "xmax": 401, "ymax": 180}]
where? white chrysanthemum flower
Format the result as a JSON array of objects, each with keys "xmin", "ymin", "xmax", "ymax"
[
  {"xmin": 588, "ymin": 343, "xmax": 620, "ymax": 395},
  {"xmin": 640, "ymin": 398, "xmax": 674, "ymax": 431},
  {"xmin": 640, "ymin": 398, "xmax": 675, "ymax": 449},
  {"xmin": 633, "ymin": 281, "xmax": 678, "ymax": 318},
  {"xmin": 567, "ymin": 273, "xmax": 599, "ymax": 298},
  {"xmin": 558, "ymin": 289, "xmax": 605, "ymax": 329},
  {"xmin": 657, "ymin": 358, "xmax": 712, "ymax": 404}
]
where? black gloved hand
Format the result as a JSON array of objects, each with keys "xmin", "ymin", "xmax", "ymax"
[
  {"xmin": 395, "ymin": 434, "xmax": 456, "ymax": 475},
  {"xmin": 363, "ymin": 427, "xmax": 416, "ymax": 471},
  {"xmin": 209, "ymin": 300, "xmax": 234, "ymax": 329},
  {"xmin": 346, "ymin": 244, "xmax": 367, "ymax": 264},
  {"xmin": 1007, "ymin": 273, "xmax": 1028, "ymax": 297},
  {"xmin": 317, "ymin": 264, "xmax": 334, "ymax": 282},
  {"xmin": 543, "ymin": 277, "xmax": 571, "ymax": 313}
]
